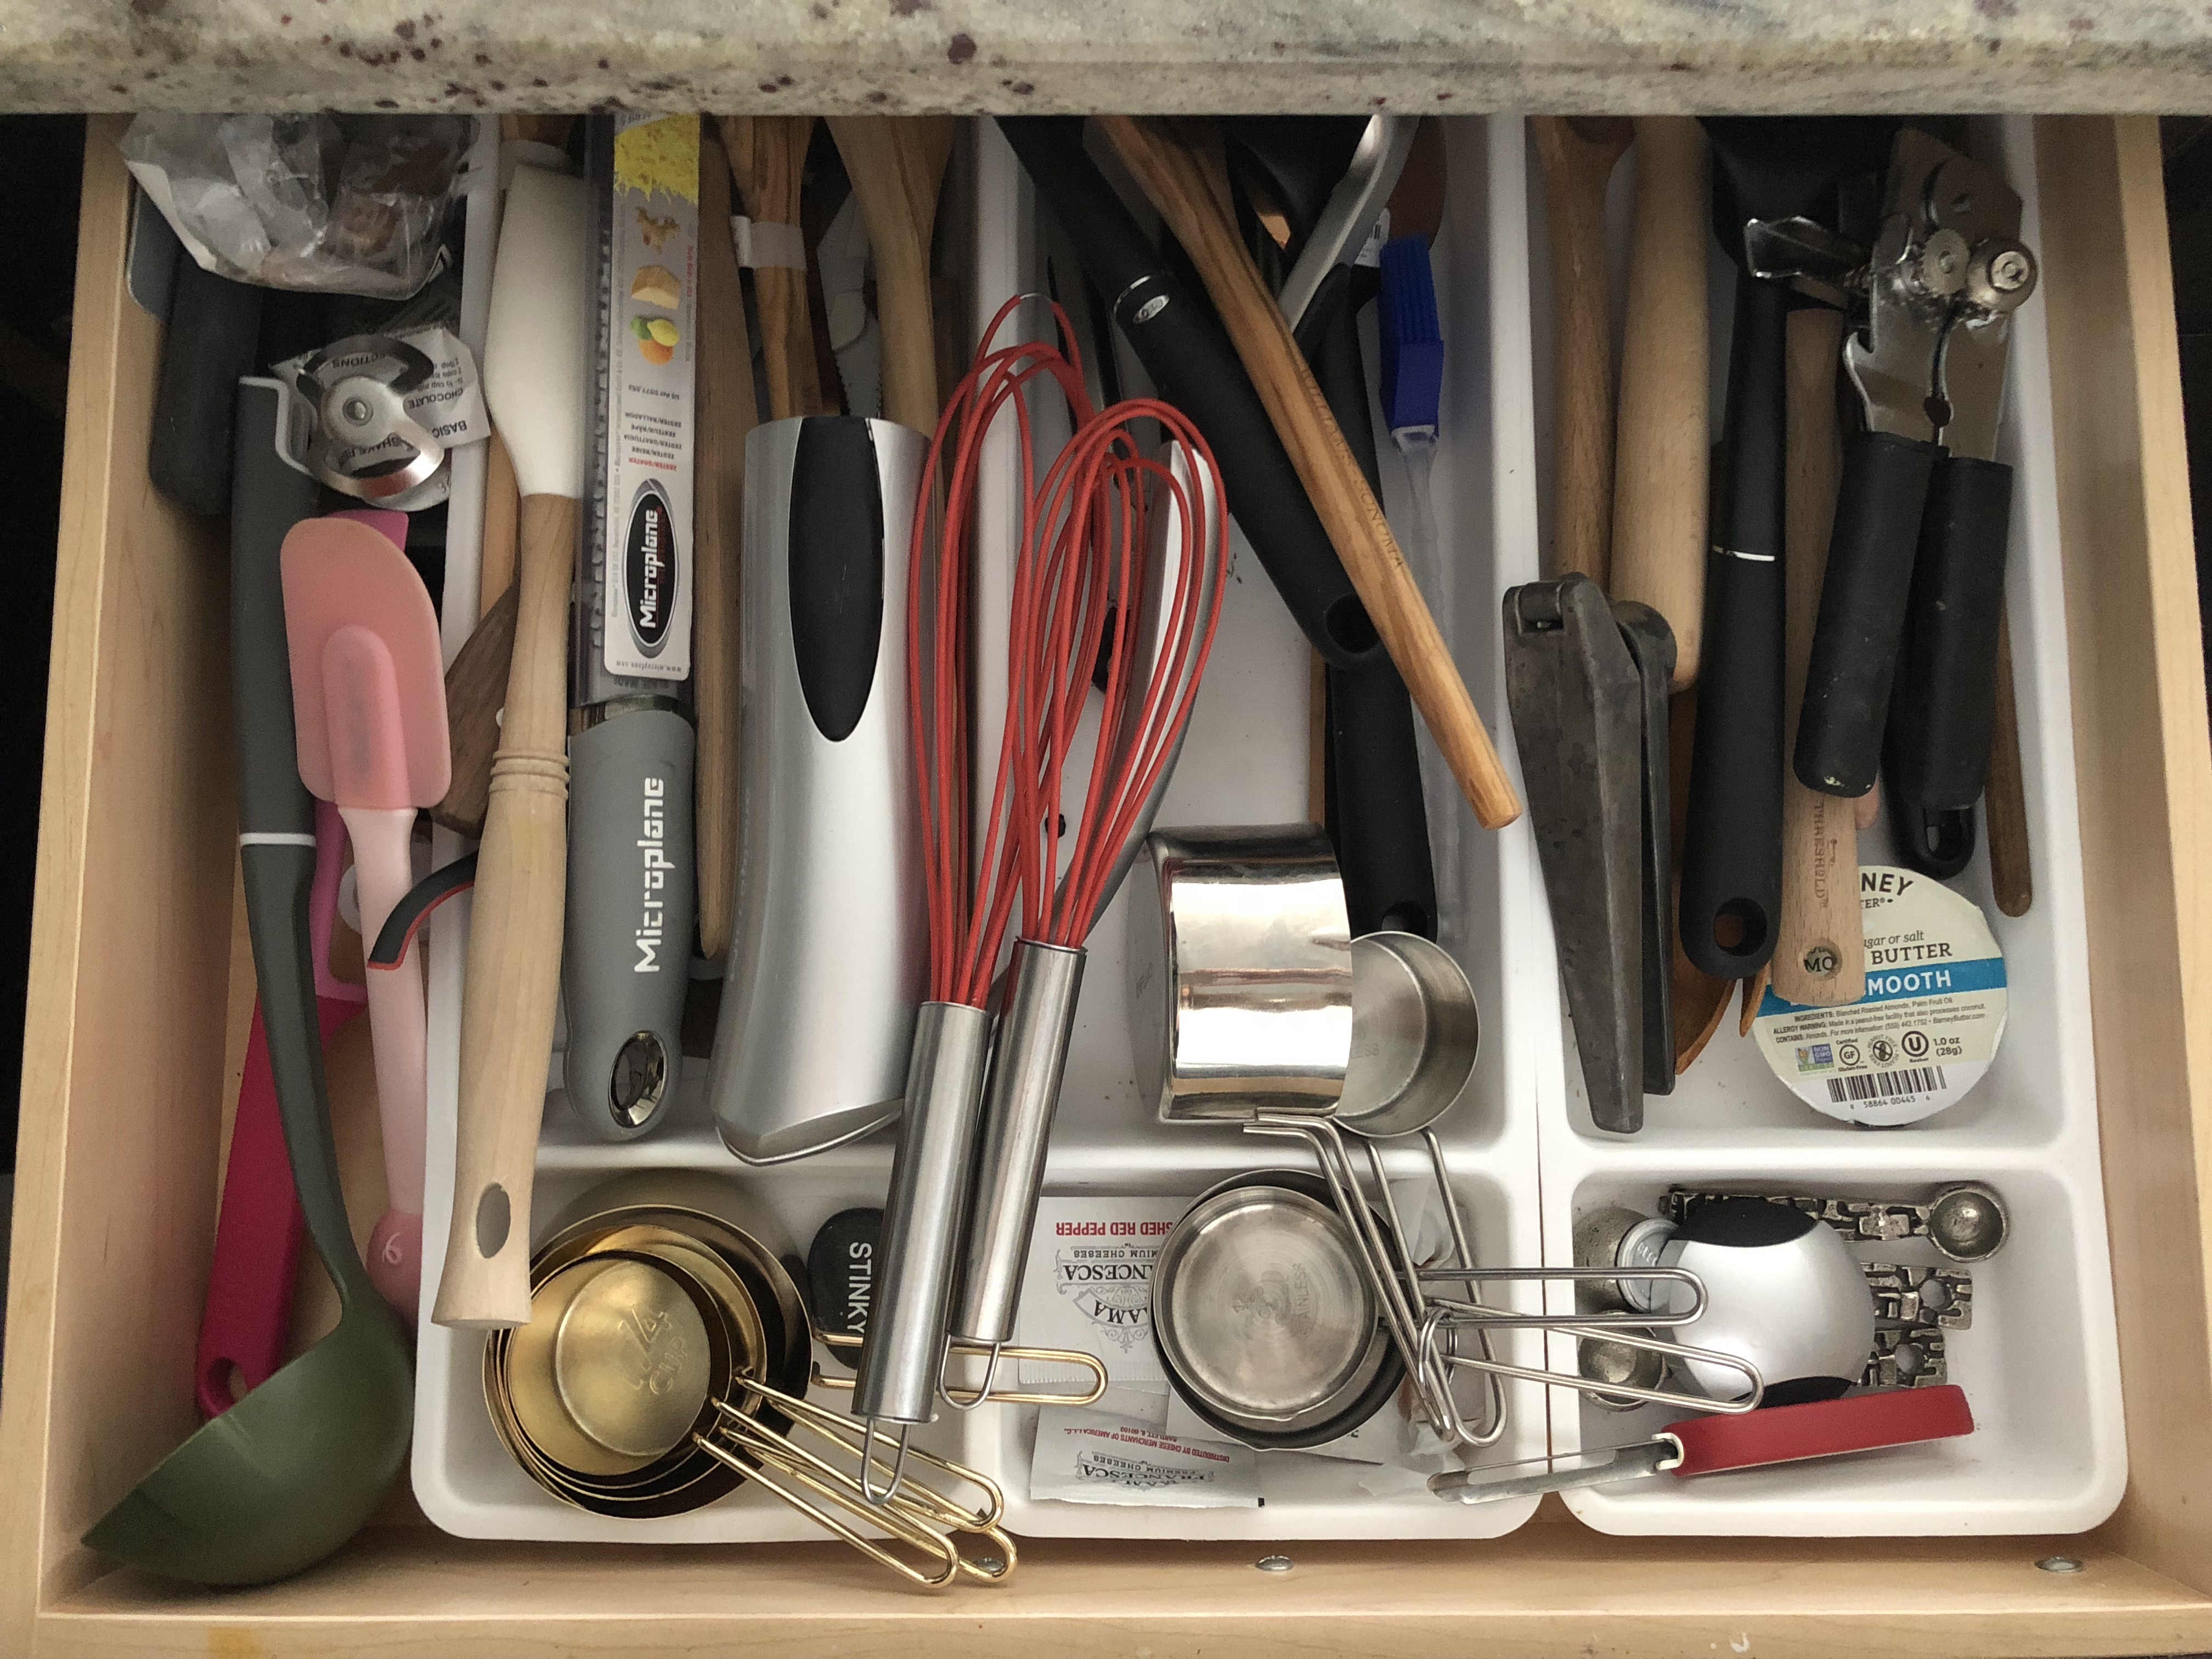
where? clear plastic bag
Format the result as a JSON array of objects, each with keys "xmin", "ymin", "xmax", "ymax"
[{"xmin": 121, "ymin": 113, "xmax": 473, "ymax": 298}]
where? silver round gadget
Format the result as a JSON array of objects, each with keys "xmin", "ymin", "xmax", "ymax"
[
  {"xmin": 1154, "ymin": 1182, "xmax": 1378, "ymax": 1426},
  {"xmin": 1334, "ymin": 932, "xmax": 1481, "ymax": 1139}
]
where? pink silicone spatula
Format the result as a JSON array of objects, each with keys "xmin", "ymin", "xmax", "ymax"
[{"xmin": 282, "ymin": 508, "xmax": 450, "ymax": 1323}]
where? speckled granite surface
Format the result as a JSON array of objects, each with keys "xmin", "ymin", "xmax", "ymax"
[{"xmin": 1, "ymin": 0, "xmax": 2207, "ymax": 114}]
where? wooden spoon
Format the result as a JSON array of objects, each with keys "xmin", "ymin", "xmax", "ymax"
[
  {"xmin": 1530, "ymin": 117, "xmax": 1632, "ymax": 590},
  {"xmin": 719, "ymin": 116, "xmax": 828, "ymax": 420},
  {"xmin": 827, "ymin": 116, "xmax": 957, "ymax": 435},
  {"xmin": 695, "ymin": 128, "xmax": 756, "ymax": 960},
  {"xmin": 1772, "ymin": 304, "xmax": 1865, "ymax": 1007},
  {"xmin": 1611, "ymin": 117, "xmax": 1709, "ymax": 688},
  {"xmin": 1096, "ymin": 114, "xmax": 1521, "ymax": 831}
]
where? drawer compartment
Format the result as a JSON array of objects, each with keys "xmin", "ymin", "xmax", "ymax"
[{"xmin": 4, "ymin": 114, "xmax": 2211, "ymax": 1657}]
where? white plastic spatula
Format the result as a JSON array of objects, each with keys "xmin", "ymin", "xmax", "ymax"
[
  {"xmin": 281, "ymin": 508, "xmax": 451, "ymax": 1323},
  {"xmin": 433, "ymin": 160, "xmax": 591, "ymax": 1329}
]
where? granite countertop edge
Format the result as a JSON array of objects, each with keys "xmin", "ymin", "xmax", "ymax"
[{"xmin": 4, "ymin": 1, "xmax": 2211, "ymax": 114}]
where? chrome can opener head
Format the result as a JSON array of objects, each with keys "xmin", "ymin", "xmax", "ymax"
[
  {"xmin": 290, "ymin": 332, "xmax": 447, "ymax": 503},
  {"xmin": 1848, "ymin": 132, "xmax": 2036, "ymax": 457}
]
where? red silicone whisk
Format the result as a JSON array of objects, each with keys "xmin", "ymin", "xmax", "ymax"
[{"xmin": 850, "ymin": 295, "xmax": 1229, "ymax": 1461}]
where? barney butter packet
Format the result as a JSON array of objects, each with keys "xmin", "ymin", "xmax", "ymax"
[
  {"xmin": 1016, "ymin": 1197, "xmax": 1186, "ymax": 1388},
  {"xmin": 1751, "ymin": 867, "xmax": 2008, "ymax": 1126}
]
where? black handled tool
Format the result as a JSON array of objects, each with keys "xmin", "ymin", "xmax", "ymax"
[
  {"xmin": 996, "ymin": 116, "xmax": 1384, "ymax": 673},
  {"xmin": 1687, "ymin": 119, "xmax": 1896, "ymax": 980},
  {"xmin": 151, "ymin": 259, "xmax": 266, "ymax": 515},
  {"xmin": 1296, "ymin": 258, "xmax": 1437, "ymax": 940},
  {"xmin": 1797, "ymin": 131, "xmax": 2036, "ymax": 806}
]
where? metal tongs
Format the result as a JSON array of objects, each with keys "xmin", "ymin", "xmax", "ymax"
[{"xmin": 1775, "ymin": 131, "xmax": 2039, "ymax": 811}]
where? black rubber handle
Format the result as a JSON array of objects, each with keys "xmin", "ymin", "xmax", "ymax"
[
  {"xmin": 1889, "ymin": 455, "xmax": 2016, "ymax": 811},
  {"xmin": 231, "ymin": 382, "xmax": 320, "ymax": 842},
  {"xmin": 995, "ymin": 116, "xmax": 1383, "ymax": 672},
  {"xmin": 1793, "ymin": 429, "xmax": 1942, "ymax": 798},
  {"xmin": 232, "ymin": 382, "xmax": 381, "ymax": 1309},
  {"xmin": 152, "ymin": 259, "xmax": 266, "ymax": 516},
  {"xmin": 1886, "ymin": 778, "xmax": 1976, "ymax": 881},
  {"xmin": 1299, "ymin": 264, "xmax": 1437, "ymax": 940},
  {"xmin": 1680, "ymin": 274, "xmax": 1787, "ymax": 979}
]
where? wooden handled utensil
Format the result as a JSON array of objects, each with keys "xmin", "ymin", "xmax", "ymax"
[
  {"xmin": 827, "ymin": 116, "xmax": 957, "ymax": 435},
  {"xmin": 720, "ymin": 115, "xmax": 830, "ymax": 421},
  {"xmin": 1986, "ymin": 618, "xmax": 2032, "ymax": 917},
  {"xmin": 1669, "ymin": 686, "xmax": 1732, "ymax": 1070},
  {"xmin": 695, "ymin": 128, "xmax": 755, "ymax": 961},
  {"xmin": 1096, "ymin": 114, "xmax": 1521, "ymax": 831},
  {"xmin": 1611, "ymin": 117, "xmax": 1709, "ymax": 688},
  {"xmin": 432, "ymin": 161, "xmax": 590, "ymax": 1330},
  {"xmin": 478, "ymin": 431, "xmax": 519, "ymax": 619},
  {"xmin": 1773, "ymin": 306, "xmax": 1865, "ymax": 1006},
  {"xmin": 1530, "ymin": 117, "xmax": 1632, "ymax": 590}
]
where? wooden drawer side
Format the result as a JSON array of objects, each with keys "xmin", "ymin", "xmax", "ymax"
[
  {"xmin": 2041, "ymin": 115, "xmax": 2212, "ymax": 1593},
  {"xmin": 0, "ymin": 116, "xmax": 239, "ymax": 1649}
]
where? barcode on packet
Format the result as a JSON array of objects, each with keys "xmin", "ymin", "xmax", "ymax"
[{"xmin": 1826, "ymin": 1065, "xmax": 1946, "ymax": 1105}]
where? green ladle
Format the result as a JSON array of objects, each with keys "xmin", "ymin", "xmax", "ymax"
[{"xmin": 83, "ymin": 380, "xmax": 413, "ymax": 1585}]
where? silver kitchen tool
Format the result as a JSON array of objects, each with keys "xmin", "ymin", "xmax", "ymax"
[
  {"xmin": 1276, "ymin": 114, "xmax": 1418, "ymax": 332},
  {"xmin": 709, "ymin": 416, "xmax": 927, "ymax": 1163},
  {"xmin": 1127, "ymin": 823, "xmax": 1355, "ymax": 1123},
  {"xmin": 1593, "ymin": 1197, "xmax": 1878, "ymax": 1404},
  {"xmin": 290, "ymin": 332, "xmax": 447, "ymax": 505},
  {"xmin": 559, "ymin": 119, "xmax": 699, "ymax": 1143},
  {"xmin": 1336, "ymin": 931, "xmax": 1481, "ymax": 1138},
  {"xmin": 1121, "ymin": 831, "xmax": 1763, "ymax": 1451},
  {"xmin": 1663, "ymin": 1182, "xmax": 2010, "ymax": 1263},
  {"xmin": 1151, "ymin": 1171, "xmax": 1403, "ymax": 1448},
  {"xmin": 947, "ymin": 447, "xmax": 1227, "ymax": 1386}
]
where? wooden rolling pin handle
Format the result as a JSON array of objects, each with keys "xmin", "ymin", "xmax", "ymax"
[{"xmin": 432, "ymin": 491, "xmax": 574, "ymax": 1331}]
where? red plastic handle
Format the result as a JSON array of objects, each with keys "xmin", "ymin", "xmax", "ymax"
[
  {"xmin": 194, "ymin": 995, "xmax": 364, "ymax": 1417},
  {"xmin": 1667, "ymin": 1385, "xmax": 1975, "ymax": 1477}
]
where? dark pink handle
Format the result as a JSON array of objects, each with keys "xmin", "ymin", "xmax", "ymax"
[{"xmin": 194, "ymin": 993, "xmax": 363, "ymax": 1417}]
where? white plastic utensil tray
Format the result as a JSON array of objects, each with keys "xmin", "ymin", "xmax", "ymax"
[
  {"xmin": 411, "ymin": 111, "xmax": 2120, "ymax": 1549},
  {"xmin": 1519, "ymin": 113, "xmax": 2125, "ymax": 1534}
]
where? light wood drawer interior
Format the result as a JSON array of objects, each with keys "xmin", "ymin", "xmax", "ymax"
[{"xmin": 2, "ymin": 112, "xmax": 2209, "ymax": 1657}]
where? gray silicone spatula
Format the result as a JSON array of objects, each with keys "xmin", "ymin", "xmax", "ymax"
[
  {"xmin": 83, "ymin": 380, "xmax": 412, "ymax": 1586},
  {"xmin": 432, "ymin": 160, "xmax": 591, "ymax": 1329}
]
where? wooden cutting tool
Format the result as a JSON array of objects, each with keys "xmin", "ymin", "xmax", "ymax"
[
  {"xmin": 827, "ymin": 116, "xmax": 957, "ymax": 434},
  {"xmin": 1095, "ymin": 114, "xmax": 1521, "ymax": 831},
  {"xmin": 1610, "ymin": 117, "xmax": 1709, "ymax": 688},
  {"xmin": 1773, "ymin": 304, "xmax": 1865, "ymax": 1007},
  {"xmin": 695, "ymin": 127, "xmax": 755, "ymax": 961},
  {"xmin": 1531, "ymin": 117, "xmax": 1632, "ymax": 590},
  {"xmin": 720, "ymin": 115, "xmax": 829, "ymax": 420}
]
